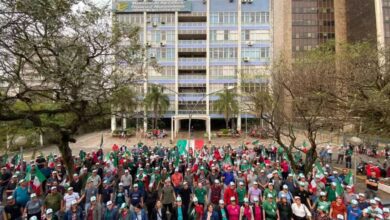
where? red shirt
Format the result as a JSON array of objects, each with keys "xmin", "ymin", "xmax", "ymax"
[
  {"xmin": 223, "ymin": 187, "xmax": 238, "ymax": 205},
  {"xmin": 331, "ymin": 201, "xmax": 346, "ymax": 219}
]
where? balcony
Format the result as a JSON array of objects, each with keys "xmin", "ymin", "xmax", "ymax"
[
  {"xmin": 178, "ymin": 58, "xmax": 206, "ymax": 66},
  {"xmin": 178, "ymin": 110, "xmax": 207, "ymax": 115},
  {"xmin": 178, "ymin": 93, "xmax": 206, "ymax": 101},
  {"xmin": 178, "ymin": 75, "xmax": 206, "ymax": 80},
  {"xmin": 178, "ymin": 22, "xmax": 206, "ymax": 30}
]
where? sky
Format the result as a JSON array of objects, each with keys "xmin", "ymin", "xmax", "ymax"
[{"xmin": 93, "ymin": 0, "xmax": 111, "ymax": 7}]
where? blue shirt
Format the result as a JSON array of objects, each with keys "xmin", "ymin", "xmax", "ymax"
[
  {"xmin": 178, "ymin": 207, "xmax": 183, "ymax": 220},
  {"xmin": 223, "ymin": 172, "xmax": 234, "ymax": 186},
  {"xmin": 347, "ymin": 205, "xmax": 362, "ymax": 220},
  {"xmin": 13, "ymin": 186, "xmax": 29, "ymax": 206}
]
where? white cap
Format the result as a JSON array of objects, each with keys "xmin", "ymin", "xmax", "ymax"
[
  {"xmin": 351, "ymin": 199, "xmax": 358, "ymax": 205},
  {"xmin": 193, "ymin": 197, "xmax": 198, "ymax": 202},
  {"xmin": 244, "ymin": 197, "xmax": 249, "ymax": 203},
  {"xmin": 91, "ymin": 196, "xmax": 97, "ymax": 202},
  {"xmin": 106, "ymin": 201, "xmax": 113, "ymax": 206},
  {"xmin": 253, "ymin": 197, "xmax": 259, "ymax": 202},
  {"xmin": 119, "ymin": 182, "xmax": 124, "ymax": 186},
  {"xmin": 358, "ymin": 193, "xmax": 366, "ymax": 197},
  {"xmin": 176, "ymin": 196, "xmax": 182, "ymax": 202},
  {"xmin": 7, "ymin": 195, "xmax": 13, "ymax": 200},
  {"xmin": 51, "ymin": 186, "xmax": 57, "ymax": 190},
  {"xmin": 230, "ymin": 196, "xmax": 236, "ymax": 201},
  {"xmin": 239, "ymin": 181, "xmax": 244, "ymax": 186},
  {"xmin": 337, "ymin": 214, "xmax": 344, "ymax": 220},
  {"xmin": 30, "ymin": 193, "xmax": 36, "ymax": 198},
  {"xmin": 46, "ymin": 208, "xmax": 53, "ymax": 214},
  {"xmin": 374, "ymin": 197, "xmax": 381, "ymax": 202},
  {"xmin": 68, "ymin": 187, "xmax": 74, "ymax": 191},
  {"xmin": 229, "ymin": 182, "xmax": 235, "ymax": 186},
  {"xmin": 29, "ymin": 216, "xmax": 38, "ymax": 220},
  {"xmin": 253, "ymin": 181, "xmax": 258, "ymax": 185},
  {"xmin": 331, "ymin": 182, "xmax": 337, "ymax": 186},
  {"xmin": 219, "ymin": 199, "xmax": 224, "ymax": 204},
  {"xmin": 370, "ymin": 199, "xmax": 376, "ymax": 204},
  {"xmin": 282, "ymin": 184, "xmax": 288, "ymax": 189},
  {"xmin": 383, "ymin": 208, "xmax": 389, "ymax": 213},
  {"xmin": 175, "ymin": 168, "xmax": 179, "ymax": 172},
  {"xmin": 133, "ymin": 184, "xmax": 138, "ymax": 188},
  {"xmin": 320, "ymin": 192, "xmax": 326, "ymax": 196},
  {"xmin": 71, "ymin": 200, "xmax": 78, "ymax": 205},
  {"xmin": 214, "ymin": 179, "xmax": 220, "ymax": 184}
]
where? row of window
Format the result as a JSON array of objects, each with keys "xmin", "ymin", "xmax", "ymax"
[
  {"xmin": 210, "ymin": 48, "xmax": 269, "ymax": 59},
  {"xmin": 293, "ymin": 32, "xmax": 335, "ymax": 39},
  {"xmin": 292, "ymin": 7, "xmax": 334, "ymax": 14},
  {"xmin": 147, "ymin": 31, "xmax": 175, "ymax": 43},
  {"xmin": 210, "ymin": 30, "xmax": 270, "ymax": 41},
  {"xmin": 210, "ymin": 12, "xmax": 270, "ymax": 25},
  {"xmin": 292, "ymin": 20, "xmax": 335, "ymax": 26}
]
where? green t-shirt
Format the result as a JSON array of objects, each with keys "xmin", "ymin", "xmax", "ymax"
[
  {"xmin": 221, "ymin": 209, "xmax": 228, "ymax": 220},
  {"xmin": 263, "ymin": 189, "xmax": 277, "ymax": 201},
  {"xmin": 194, "ymin": 188, "xmax": 207, "ymax": 203},
  {"xmin": 237, "ymin": 187, "xmax": 247, "ymax": 203},
  {"xmin": 316, "ymin": 200, "xmax": 331, "ymax": 212},
  {"xmin": 326, "ymin": 187, "xmax": 336, "ymax": 202},
  {"xmin": 178, "ymin": 207, "xmax": 183, "ymax": 220},
  {"xmin": 263, "ymin": 200, "xmax": 277, "ymax": 220}
]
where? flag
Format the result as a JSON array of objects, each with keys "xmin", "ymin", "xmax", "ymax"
[
  {"xmin": 177, "ymin": 139, "xmax": 188, "ymax": 156},
  {"xmin": 344, "ymin": 170, "xmax": 353, "ymax": 186},
  {"xmin": 33, "ymin": 167, "xmax": 46, "ymax": 187},
  {"xmin": 252, "ymin": 140, "xmax": 260, "ymax": 145},
  {"xmin": 335, "ymin": 179, "xmax": 344, "ymax": 197},
  {"xmin": 194, "ymin": 139, "xmax": 204, "ymax": 151},
  {"xmin": 112, "ymin": 152, "xmax": 119, "ymax": 168},
  {"xmin": 314, "ymin": 161, "xmax": 325, "ymax": 178},
  {"xmin": 112, "ymin": 144, "xmax": 119, "ymax": 152},
  {"xmin": 25, "ymin": 165, "xmax": 32, "ymax": 182},
  {"xmin": 302, "ymin": 141, "xmax": 308, "ymax": 147}
]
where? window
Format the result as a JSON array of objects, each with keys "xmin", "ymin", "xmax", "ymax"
[
  {"xmin": 224, "ymin": 30, "xmax": 229, "ymax": 40},
  {"xmin": 245, "ymin": 30, "xmax": 250, "ymax": 41},
  {"xmin": 210, "ymin": 48, "xmax": 237, "ymax": 60},
  {"xmin": 210, "ymin": 12, "xmax": 238, "ymax": 25}
]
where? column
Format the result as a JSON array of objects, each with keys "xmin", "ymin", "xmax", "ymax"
[
  {"xmin": 122, "ymin": 117, "xmax": 127, "ymax": 130},
  {"xmin": 111, "ymin": 115, "xmax": 117, "ymax": 132},
  {"xmin": 207, "ymin": 117, "xmax": 211, "ymax": 142},
  {"xmin": 175, "ymin": 11, "xmax": 179, "ymax": 115},
  {"xmin": 175, "ymin": 118, "xmax": 180, "ymax": 137},
  {"xmin": 171, "ymin": 116, "xmax": 174, "ymax": 141},
  {"xmin": 237, "ymin": 0, "xmax": 242, "ymax": 132},
  {"xmin": 143, "ymin": 114, "xmax": 148, "ymax": 133},
  {"xmin": 143, "ymin": 12, "xmax": 148, "ymax": 134},
  {"xmin": 206, "ymin": 0, "xmax": 210, "ymax": 115}
]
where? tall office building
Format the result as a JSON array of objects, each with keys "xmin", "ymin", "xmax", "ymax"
[{"xmin": 112, "ymin": 0, "xmax": 271, "ymax": 138}]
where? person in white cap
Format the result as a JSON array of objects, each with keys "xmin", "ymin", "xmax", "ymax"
[
  {"xmin": 24, "ymin": 193, "xmax": 43, "ymax": 219},
  {"xmin": 120, "ymin": 169, "xmax": 132, "ymax": 192},
  {"xmin": 64, "ymin": 200, "xmax": 83, "ymax": 220},
  {"xmin": 171, "ymin": 196, "xmax": 188, "ymax": 220},
  {"xmin": 45, "ymin": 208, "xmax": 53, "ymax": 220},
  {"xmin": 129, "ymin": 183, "xmax": 143, "ymax": 208},
  {"xmin": 277, "ymin": 194, "xmax": 293, "ymax": 220},
  {"xmin": 85, "ymin": 196, "xmax": 103, "ymax": 220},
  {"xmin": 239, "ymin": 197, "xmax": 254, "ymax": 219},
  {"xmin": 70, "ymin": 173, "xmax": 82, "ymax": 194},
  {"xmin": 366, "ymin": 171, "xmax": 379, "ymax": 199},
  {"xmin": 383, "ymin": 207, "xmax": 389, "ymax": 219},
  {"xmin": 87, "ymin": 169, "xmax": 101, "ymax": 188},
  {"xmin": 43, "ymin": 186, "xmax": 62, "ymax": 216},
  {"xmin": 278, "ymin": 184, "xmax": 293, "ymax": 204},
  {"xmin": 14, "ymin": 179, "xmax": 29, "ymax": 207},
  {"xmin": 336, "ymin": 214, "xmax": 345, "ymax": 220},
  {"xmin": 62, "ymin": 187, "xmax": 80, "ymax": 211},
  {"xmin": 160, "ymin": 179, "xmax": 175, "ymax": 215},
  {"xmin": 216, "ymin": 199, "xmax": 227, "ymax": 220},
  {"xmin": 366, "ymin": 199, "xmax": 383, "ymax": 219},
  {"xmin": 357, "ymin": 193, "xmax": 369, "ymax": 210},
  {"xmin": 4, "ymin": 195, "xmax": 23, "ymax": 220},
  {"xmin": 223, "ymin": 182, "xmax": 238, "ymax": 205},
  {"xmin": 80, "ymin": 179, "xmax": 98, "ymax": 212},
  {"xmin": 102, "ymin": 201, "xmax": 118, "ymax": 219},
  {"xmin": 291, "ymin": 196, "xmax": 311, "ymax": 220},
  {"xmin": 344, "ymin": 185, "xmax": 357, "ymax": 205},
  {"xmin": 237, "ymin": 181, "xmax": 246, "ymax": 206},
  {"xmin": 263, "ymin": 194, "xmax": 278, "ymax": 220},
  {"xmin": 347, "ymin": 199, "xmax": 362, "ymax": 220},
  {"xmin": 248, "ymin": 181, "xmax": 262, "ymax": 204},
  {"xmin": 226, "ymin": 196, "xmax": 240, "ymax": 220},
  {"xmin": 263, "ymin": 182, "xmax": 277, "ymax": 202},
  {"xmin": 101, "ymin": 179, "xmax": 114, "ymax": 205}
]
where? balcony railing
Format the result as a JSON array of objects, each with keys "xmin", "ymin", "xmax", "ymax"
[
  {"xmin": 179, "ymin": 93, "xmax": 206, "ymax": 98},
  {"xmin": 178, "ymin": 75, "xmax": 206, "ymax": 80},
  {"xmin": 178, "ymin": 22, "xmax": 206, "ymax": 27},
  {"xmin": 178, "ymin": 40, "xmax": 206, "ymax": 45},
  {"xmin": 178, "ymin": 110, "xmax": 207, "ymax": 115}
]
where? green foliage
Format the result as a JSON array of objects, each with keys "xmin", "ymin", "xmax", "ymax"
[
  {"xmin": 144, "ymin": 86, "xmax": 170, "ymax": 129},
  {"xmin": 214, "ymin": 88, "xmax": 238, "ymax": 129}
]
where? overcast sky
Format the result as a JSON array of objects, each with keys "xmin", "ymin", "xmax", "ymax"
[{"xmin": 93, "ymin": 0, "xmax": 111, "ymax": 7}]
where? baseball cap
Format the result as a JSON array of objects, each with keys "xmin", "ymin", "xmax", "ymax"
[
  {"xmin": 337, "ymin": 214, "xmax": 344, "ymax": 220},
  {"xmin": 230, "ymin": 196, "xmax": 236, "ymax": 201},
  {"xmin": 193, "ymin": 197, "xmax": 198, "ymax": 202},
  {"xmin": 67, "ymin": 187, "xmax": 73, "ymax": 191},
  {"xmin": 176, "ymin": 197, "xmax": 182, "ymax": 202},
  {"xmin": 370, "ymin": 199, "xmax": 376, "ymax": 204},
  {"xmin": 119, "ymin": 182, "xmax": 124, "ymax": 186},
  {"xmin": 7, "ymin": 195, "xmax": 13, "ymax": 200},
  {"xmin": 253, "ymin": 197, "xmax": 259, "ymax": 202},
  {"xmin": 351, "ymin": 199, "xmax": 358, "ymax": 205},
  {"xmin": 46, "ymin": 208, "xmax": 53, "ymax": 215},
  {"xmin": 133, "ymin": 184, "xmax": 138, "ymax": 188},
  {"xmin": 320, "ymin": 192, "xmax": 326, "ymax": 196},
  {"xmin": 219, "ymin": 199, "xmax": 224, "ymax": 204},
  {"xmin": 244, "ymin": 198, "xmax": 249, "ymax": 203},
  {"xmin": 383, "ymin": 208, "xmax": 389, "ymax": 213},
  {"xmin": 106, "ymin": 201, "xmax": 113, "ymax": 206},
  {"xmin": 214, "ymin": 179, "xmax": 220, "ymax": 184},
  {"xmin": 30, "ymin": 193, "xmax": 36, "ymax": 198},
  {"xmin": 358, "ymin": 193, "xmax": 365, "ymax": 197},
  {"xmin": 268, "ymin": 194, "xmax": 274, "ymax": 198},
  {"xmin": 51, "ymin": 186, "xmax": 57, "ymax": 191},
  {"xmin": 91, "ymin": 196, "xmax": 97, "ymax": 202},
  {"xmin": 71, "ymin": 200, "xmax": 78, "ymax": 206},
  {"xmin": 282, "ymin": 184, "xmax": 288, "ymax": 189},
  {"xmin": 239, "ymin": 182, "xmax": 244, "ymax": 186},
  {"xmin": 229, "ymin": 182, "xmax": 235, "ymax": 186}
]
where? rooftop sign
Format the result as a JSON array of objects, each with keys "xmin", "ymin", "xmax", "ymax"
[{"xmin": 115, "ymin": 0, "xmax": 192, "ymax": 12}]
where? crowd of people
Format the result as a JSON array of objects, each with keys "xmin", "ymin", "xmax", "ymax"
[{"xmin": 0, "ymin": 142, "xmax": 387, "ymax": 220}]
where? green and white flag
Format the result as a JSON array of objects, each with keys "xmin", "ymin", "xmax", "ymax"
[
  {"xmin": 314, "ymin": 161, "xmax": 325, "ymax": 178},
  {"xmin": 25, "ymin": 165, "xmax": 32, "ymax": 182},
  {"xmin": 335, "ymin": 179, "xmax": 344, "ymax": 197},
  {"xmin": 252, "ymin": 140, "xmax": 260, "ymax": 145},
  {"xmin": 344, "ymin": 170, "xmax": 353, "ymax": 186},
  {"xmin": 177, "ymin": 139, "xmax": 188, "ymax": 156},
  {"xmin": 33, "ymin": 167, "xmax": 46, "ymax": 187}
]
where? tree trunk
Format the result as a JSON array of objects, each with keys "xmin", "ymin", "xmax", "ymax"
[
  {"xmin": 225, "ymin": 118, "xmax": 229, "ymax": 129},
  {"xmin": 154, "ymin": 112, "xmax": 158, "ymax": 129},
  {"xmin": 231, "ymin": 117, "xmax": 236, "ymax": 130},
  {"xmin": 58, "ymin": 133, "xmax": 74, "ymax": 177}
]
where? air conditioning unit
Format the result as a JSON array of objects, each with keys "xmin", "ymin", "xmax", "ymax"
[
  {"xmin": 146, "ymin": 20, "xmax": 151, "ymax": 23},
  {"xmin": 243, "ymin": 57, "xmax": 250, "ymax": 62},
  {"xmin": 150, "ymin": 53, "xmax": 156, "ymax": 58},
  {"xmin": 152, "ymin": 22, "xmax": 158, "ymax": 27},
  {"xmin": 161, "ymin": 21, "xmax": 166, "ymax": 25},
  {"xmin": 247, "ymin": 0, "xmax": 253, "ymax": 3},
  {"xmin": 146, "ymin": 42, "xmax": 152, "ymax": 47},
  {"xmin": 203, "ymin": 0, "xmax": 206, "ymax": 4},
  {"xmin": 242, "ymin": 0, "xmax": 248, "ymax": 3},
  {"xmin": 247, "ymin": 41, "xmax": 254, "ymax": 46},
  {"xmin": 229, "ymin": 0, "xmax": 234, "ymax": 2},
  {"xmin": 160, "ymin": 41, "xmax": 166, "ymax": 47}
]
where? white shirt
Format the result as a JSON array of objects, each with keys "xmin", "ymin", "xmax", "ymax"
[
  {"xmin": 64, "ymin": 192, "xmax": 80, "ymax": 211},
  {"xmin": 121, "ymin": 174, "xmax": 132, "ymax": 187},
  {"xmin": 291, "ymin": 203, "xmax": 311, "ymax": 218}
]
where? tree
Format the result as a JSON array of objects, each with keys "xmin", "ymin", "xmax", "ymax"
[
  {"xmin": 143, "ymin": 85, "xmax": 169, "ymax": 129},
  {"xmin": 111, "ymin": 86, "xmax": 139, "ymax": 125},
  {"xmin": 339, "ymin": 42, "xmax": 390, "ymax": 135},
  {"xmin": 214, "ymin": 88, "xmax": 239, "ymax": 129},
  {"xmin": 0, "ymin": 0, "xmax": 144, "ymax": 175},
  {"xmin": 249, "ymin": 43, "xmax": 347, "ymax": 175}
]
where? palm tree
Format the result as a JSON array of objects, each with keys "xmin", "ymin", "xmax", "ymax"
[
  {"xmin": 214, "ymin": 88, "xmax": 239, "ymax": 129},
  {"xmin": 144, "ymin": 85, "xmax": 170, "ymax": 129}
]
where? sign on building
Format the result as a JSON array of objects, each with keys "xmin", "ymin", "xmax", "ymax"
[{"xmin": 115, "ymin": 0, "xmax": 192, "ymax": 12}]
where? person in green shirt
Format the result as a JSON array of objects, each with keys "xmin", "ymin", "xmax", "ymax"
[
  {"xmin": 326, "ymin": 182, "xmax": 337, "ymax": 202},
  {"xmin": 263, "ymin": 194, "xmax": 278, "ymax": 220},
  {"xmin": 237, "ymin": 181, "xmax": 247, "ymax": 206},
  {"xmin": 194, "ymin": 182, "xmax": 207, "ymax": 205},
  {"xmin": 263, "ymin": 183, "xmax": 278, "ymax": 202},
  {"xmin": 315, "ymin": 192, "xmax": 331, "ymax": 213}
]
